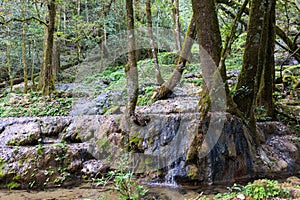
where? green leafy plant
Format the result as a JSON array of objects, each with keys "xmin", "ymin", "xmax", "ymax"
[
  {"xmin": 7, "ymin": 181, "xmax": 20, "ymax": 190},
  {"xmin": 96, "ymin": 155, "xmax": 148, "ymax": 200},
  {"xmin": 214, "ymin": 179, "xmax": 291, "ymax": 200},
  {"xmin": 137, "ymin": 86, "xmax": 155, "ymax": 106},
  {"xmin": 243, "ymin": 179, "xmax": 290, "ymax": 199},
  {"xmin": 0, "ymin": 92, "xmax": 73, "ymax": 117}
]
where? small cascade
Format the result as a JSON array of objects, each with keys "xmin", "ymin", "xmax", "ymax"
[
  {"xmin": 144, "ymin": 159, "xmax": 185, "ymax": 188},
  {"xmin": 164, "ymin": 159, "xmax": 186, "ymax": 187}
]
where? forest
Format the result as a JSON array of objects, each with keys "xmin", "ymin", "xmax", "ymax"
[{"xmin": 0, "ymin": 0, "xmax": 300, "ymax": 199}]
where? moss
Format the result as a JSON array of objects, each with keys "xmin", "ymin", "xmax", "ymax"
[{"xmin": 97, "ymin": 138, "xmax": 110, "ymax": 152}]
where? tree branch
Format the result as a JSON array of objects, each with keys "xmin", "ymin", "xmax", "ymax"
[{"xmin": 0, "ymin": 17, "xmax": 47, "ymax": 26}]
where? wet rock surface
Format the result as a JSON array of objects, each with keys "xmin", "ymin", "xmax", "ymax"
[
  {"xmin": 0, "ymin": 112, "xmax": 299, "ymax": 189},
  {"xmin": 0, "ymin": 78, "xmax": 299, "ymax": 188}
]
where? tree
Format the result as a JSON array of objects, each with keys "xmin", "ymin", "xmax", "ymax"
[
  {"xmin": 146, "ymin": 0, "xmax": 164, "ymax": 85},
  {"xmin": 38, "ymin": 0, "xmax": 57, "ymax": 95},
  {"xmin": 191, "ymin": 0, "xmax": 223, "ymax": 119},
  {"xmin": 21, "ymin": 0, "xmax": 28, "ymax": 93},
  {"xmin": 231, "ymin": 0, "xmax": 276, "ymax": 144},
  {"xmin": 233, "ymin": 0, "xmax": 276, "ymax": 120},
  {"xmin": 152, "ymin": 15, "xmax": 196, "ymax": 100},
  {"xmin": 125, "ymin": 0, "xmax": 139, "ymax": 117},
  {"xmin": 6, "ymin": 41, "xmax": 13, "ymax": 92},
  {"xmin": 171, "ymin": 0, "xmax": 181, "ymax": 52},
  {"xmin": 256, "ymin": 0, "xmax": 276, "ymax": 118}
]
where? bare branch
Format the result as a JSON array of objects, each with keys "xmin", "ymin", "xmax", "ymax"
[{"xmin": 0, "ymin": 16, "xmax": 47, "ymax": 26}]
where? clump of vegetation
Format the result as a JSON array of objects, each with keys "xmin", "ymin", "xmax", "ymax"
[
  {"xmin": 0, "ymin": 92, "xmax": 73, "ymax": 117},
  {"xmin": 214, "ymin": 179, "xmax": 294, "ymax": 200},
  {"xmin": 95, "ymin": 155, "xmax": 148, "ymax": 200},
  {"xmin": 137, "ymin": 86, "xmax": 155, "ymax": 106}
]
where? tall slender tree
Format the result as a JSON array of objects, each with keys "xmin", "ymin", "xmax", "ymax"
[
  {"xmin": 125, "ymin": 0, "xmax": 139, "ymax": 117},
  {"xmin": 171, "ymin": 0, "xmax": 181, "ymax": 52},
  {"xmin": 146, "ymin": 0, "xmax": 164, "ymax": 84},
  {"xmin": 21, "ymin": 0, "xmax": 28, "ymax": 93},
  {"xmin": 38, "ymin": 0, "xmax": 57, "ymax": 95},
  {"xmin": 192, "ymin": 0, "xmax": 223, "ymax": 119}
]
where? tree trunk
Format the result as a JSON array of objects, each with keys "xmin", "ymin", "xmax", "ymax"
[
  {"xmin": 38, "ymin": 0, "xmax": 56, "ymax": 95},
  {"xmin": 233, "ymin": 0, "xmax": 276, "ymax": 143},
  {"xmin": 97, "ymin": 0, "xmax": 114, "ymax": 58},
  {"xmin": 21, "ymin": 0, "xmax": 28, "ymax": 93},
  {"xmin": 233, "ymin": 0, "xmax": 265, "ymax": 117},
  {"xmin": 125, "ymin": 0, "xmax": 139, "ymax": 116},
  {"xmin": 192, "ymin": 0, "xmax": 223, "ymax": 119},
  {"xmin": 30, "ymin": 40, "xmax": 36, "ymax": 90},
  {"xmin": 6, "ymin": 43, "xmax": 13, "ymax": 92},
  {"xmin": 219, "ymin": 0, "xmax": 249, "ymax": 113},
  {"xmin": 256, "ymin": 0, "xmax": 276, "ymax": 118},
  {"xmin": 171, "ymin": 0, "xmax": 181, "ymax": 52},
  {"xmin": 146, "ymin": 0, "xmax": 164, "ymax": 85},
  {"xmin": 218, "ymin": 0, "xmax": 300, "ymax": 63},
  {"xmin": 152, "ymin": 15, "xmax": 196, "ymax": 100}
]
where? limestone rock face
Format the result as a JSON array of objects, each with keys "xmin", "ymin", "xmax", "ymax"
[{"xmin": 0, "ymin": 114, "xmax": 299, "ymax": 189}]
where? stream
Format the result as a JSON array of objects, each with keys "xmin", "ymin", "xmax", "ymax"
[{"xmin": 0, "ymin": 182, "xmax": 226, "ymax": 200}]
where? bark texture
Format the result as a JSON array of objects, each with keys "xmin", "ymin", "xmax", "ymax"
[
  {"xmin": 125, "ymin": 0, "xmax": 139, "ymax": 116},
  {"xmin": 38, "ymin": 0, "xmax": 56, "ymax": 95},
  {"xmin": 192, "ymin": 0, "xmax": 223, "ymax": 119}
]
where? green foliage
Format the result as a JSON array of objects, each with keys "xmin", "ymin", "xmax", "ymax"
[
  {"xmin": 243, "ymin": 179, "xmax": 290, "ymax": 199},
  {"xmin": 0, "ymin": 92, "xmax": 73, "ymax": 117},
  {"xmin": 256, "ymin": 106, "xmax": 272, "ymax": 121},
  {"xmin": 96, "ymin": 155, "xmax": 148, "ymax": 200},
  {"xmin": 224, "ymin": 32, "xmax": 247, "ymax": 71},
  {"xmin": 0, "ymin": 158, "xmax": 5, "ymax": 179},
  {"xmin": 137, "ymin": 86, "xmax": 155, "ymax": 106},
  {"xmin": 7, "ymin": 181, "xmax": 20, "ymax": 190},
  {"xmin": 214, "ymin": 179, "xmax": 291, "ymax": 200},
  {"xmin": 111, "ymin": 170, "xmax": 147, "ymax": 200},
  {"xmin": 158, "ymin": 52, "xmax": 179, "ymax": 65}
]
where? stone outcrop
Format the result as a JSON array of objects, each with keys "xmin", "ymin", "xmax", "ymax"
[{"xmin": 0, "ymin": 113, "xmax": 299, "ymax": 189}]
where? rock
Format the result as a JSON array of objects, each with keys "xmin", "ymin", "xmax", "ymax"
[
  {"xmin": 69, "ymin": 90, "xmax": 125, "ymax": 116},
  {"xmin": 277, "ymin": 159, "xmax": 288, "ymax": 170},
  {"xmin": 105, "ymin": 105, "xmax": 121, "ymax": 114},
  {"xmin": 0, "ymin": 113, "xmax": 299, "ymax": 189},
  {"xmin": 237, "ymin": 193, "xmax": 246, "ymax": 200},
  {"xmin": 2, "ymin": 121, "xmax": 41, "ymax": 146},
  {"xmin": 81, "ymin": 160, "xmax": 110, "ymax": 178},
  {"xmin": 287, "ymin": 176, "xmax": 300, "ymax": 185}
]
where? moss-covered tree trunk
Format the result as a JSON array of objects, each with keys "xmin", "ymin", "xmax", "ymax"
[
  {"xmin": 146, "ymin": 0, "xmax": 164, "ymax": 85},
  {"xmin": 234, "ymin": 0, "xmax": 271, "ymax": 117},
  {"xmin": 192, "ymin": 0, "xmax": 222, "ymax": 119},
  {"xmin": 256, "ymin": 0, "xmax": 276, "ymax": 118},
  {"xmin": 38, "ymin": 0, "xmax": 56, "ymax": 95},
  {"xmin": 125, "ymin": 0, "xmax": 139, "ymax": 116},
  {"xmin": 152, "ymin": 15, "xmax": 196, "ymax": 100},
  {"xmin": 233, "ymin": 0, "xmax": 276, "ymax": 143}
]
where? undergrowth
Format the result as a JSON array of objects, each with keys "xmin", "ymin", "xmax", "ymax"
[
  {"xmin": 214, "ymin": 179, "xmax": 293, "ymax": 200},
  {"xmin": 0, "ymin": 92, "xmax": 73, "ymax": 117}
]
